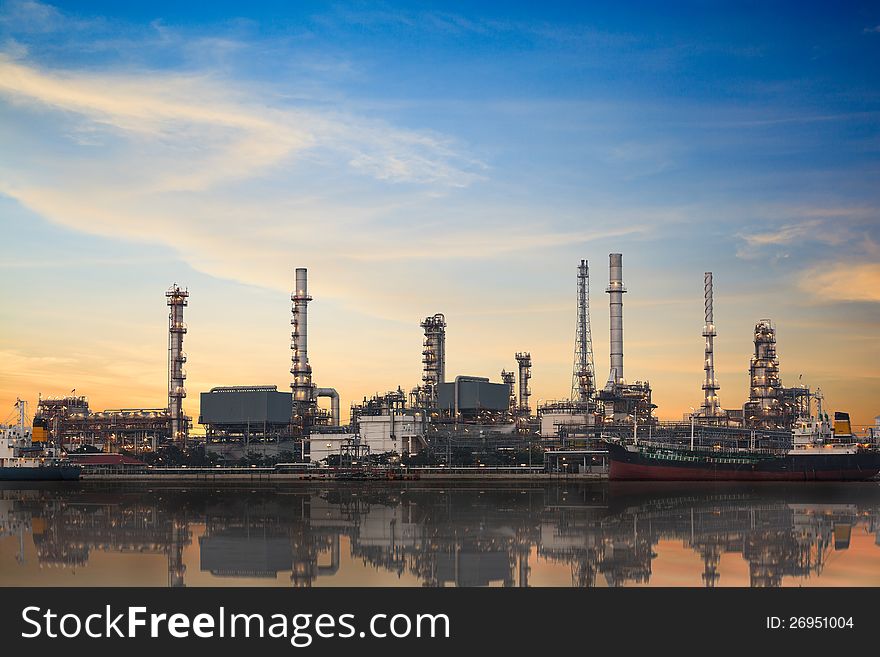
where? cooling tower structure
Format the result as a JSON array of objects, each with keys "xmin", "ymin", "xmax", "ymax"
[
  {"xmin": 420, "ymin": 314, "xmax": 447, "ymax": 407},
  {"xmin": 166, "ymin": 284, "xmax": 189, "ymax": 444},
  {"xmin": 515, "ymin": 352, "xmax": 532, "ymax": 416},
  {"xmin": 501, "ymin": 369, "xmax": 517, "ymax": 416},
  {"xmin": 571, "ymin": 259, "xmax": 596, "ymax": 405},
  {"xmin": 699, "ymin": 272, "xmax": 723, "ymax": 418},
  {"xmin": 597, "ymin": 253, "xmax": 655, "ymax": 425}
]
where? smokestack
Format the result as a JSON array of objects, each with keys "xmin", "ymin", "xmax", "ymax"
[
  {"xmin": 606, "ymin": 253, "xmax": 626, "ymax": 387},
  {"xmin": 166, "ymin": 284, "xmax": 189, "ymax": 445},
  {"xmin": 290, "ymin": 267, "xmax": 314, "ymax": 419}
]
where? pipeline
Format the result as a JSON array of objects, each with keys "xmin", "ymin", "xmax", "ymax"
[{"xmin": 315, "ymin": 387, "xmax": 340, "ymax": 427}]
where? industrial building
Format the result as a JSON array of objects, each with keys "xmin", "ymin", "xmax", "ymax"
[
  {"xmin": 25, "ymin": 248, "xmax": 851, "ymax": 464},
  {"xmin": 437, "ymin": 377, "xmax": 510, "ymax": 417},
  {"xmin": 199, "ymin": 386, "xmax": 293, "ymax": 441},
  {"xmin": 34, "ymin": 394, "xmax": 170, "ymax": 452},
  {"xmin": 309, "ymin": 388, "xmax": 427, "ymax": 461}
]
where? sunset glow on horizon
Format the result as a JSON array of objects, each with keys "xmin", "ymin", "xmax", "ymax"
[{"xmin": 1, "ymin": 1, "xmax": 878, "ymax": 428}]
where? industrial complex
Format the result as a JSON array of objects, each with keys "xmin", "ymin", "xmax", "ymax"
[{"xmin": 24, "ymin": 253, "xmax": 876, "ymax": 469}]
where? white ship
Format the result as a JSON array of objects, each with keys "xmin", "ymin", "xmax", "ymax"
[{"xmin": 0, "ymin": 400, "xmax": 80, "ymax": 481}]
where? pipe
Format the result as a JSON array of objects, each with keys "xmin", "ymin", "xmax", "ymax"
[
  {"xmin": 605, "ymin": 253, "xmax": 626, "ymax": 387},
  {"xmin": 315, "ymin": 388, "xmax": 340, "ymax": 427}
]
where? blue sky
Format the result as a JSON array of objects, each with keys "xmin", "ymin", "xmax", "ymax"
[{"xmin": 1, "ymin": 1, "xmax": 879, "ymax": 426}]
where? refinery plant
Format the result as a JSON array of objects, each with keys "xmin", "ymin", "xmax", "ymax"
[{"xmin": 21, "ymin": 252, "xmax": 876, "ymax": 468}]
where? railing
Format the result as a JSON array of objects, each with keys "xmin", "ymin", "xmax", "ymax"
[{"xmin": 407, "ymin": 465, "xmax": 545, "ymax": 475}]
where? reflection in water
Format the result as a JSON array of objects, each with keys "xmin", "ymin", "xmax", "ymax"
[{"xmin": 2, "ymin": 483, "xmax": 880, "ymax": 587}]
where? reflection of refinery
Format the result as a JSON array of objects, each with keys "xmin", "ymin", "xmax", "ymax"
[
  {"xmin": 17, "ymin": 250, "xmax": 876, "ymax": 462},
  {"xmin": 3, "ymin": 485, "xmax": 880, "ymax": 588}
]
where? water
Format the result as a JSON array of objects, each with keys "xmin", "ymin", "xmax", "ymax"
[{"xmin": 2, "ymin": 482, "xmax": 880, "ymax": 587}]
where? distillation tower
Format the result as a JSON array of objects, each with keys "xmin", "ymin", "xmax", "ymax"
[
  {"xmin": 501, "ymin": 370, "xmax": 517, "ymax": 416},
  {"xmin": 166, "ymin": 284, "xmax": 189, "ymax": 444},
  {"xmin": 291, "ymin": 268, "xmax": 315, "ymax": 427},
  {"xmin": 699, "ymin": 272, "xmax": 723, "ymax": 418},
  {"xmin": 515, "ymin": 352, "xmax": 532, "ymax": 417},
  {"xmin": 571, "ymin": 259, "xmax": 596, "ymax": 405},
  {"xmin": 420, "ymin": 314, "xmax": 447, "ymax": 407},
  {"xmin": 743, "ymin": 320, "xmax": 782, "ymax": 428}
]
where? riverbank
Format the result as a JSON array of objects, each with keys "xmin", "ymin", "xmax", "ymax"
[{"xmin": 78, "ymin": 465, "xmax": 607, "ymax": 482}]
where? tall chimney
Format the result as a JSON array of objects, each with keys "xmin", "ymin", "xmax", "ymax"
[
  {"xmin": 606, "ymin": 253, "xmax": 626, "ymax": 387},
  {"xmin": 290, "ymin": 268, "xmax": 314, "ymax": 421}
]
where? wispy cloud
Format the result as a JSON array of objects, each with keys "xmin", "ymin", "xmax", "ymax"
[
  {"xmin": 802, "ymin": 263, "xmax": 880, "ymax": 303},
  {"xmin": 734, "ymin": 205, "xmax": 879, "ymax": 261},
  {"xmin": 0, "ymin": 56, "xmax": 484, "ymax": 189},
  {"xmin": 738, "ymin": 219, "xmax": 825, "ymax": 248}
]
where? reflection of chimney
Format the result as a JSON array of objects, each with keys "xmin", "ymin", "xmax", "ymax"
[{"xmin": 606, "ymin": 253, "xmax": 626, "ymax": 387}]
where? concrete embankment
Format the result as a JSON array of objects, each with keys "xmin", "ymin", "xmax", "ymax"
[{"xmin": 79, "ymin": 469, "xmax": 607, "ymax": 482}]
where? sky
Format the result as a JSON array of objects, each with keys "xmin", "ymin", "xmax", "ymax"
[{"xmin": 0, "ymin": 0, "xmax": 879, "ymax": 428}]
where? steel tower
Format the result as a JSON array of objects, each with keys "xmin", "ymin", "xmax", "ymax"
[
  {"xmin": 571, "ymin": 259, "xmax": 596, "ymax": 403},
  {"xmin": 420, "ymin": 314, "xmax": 447, "ymax": 406}
]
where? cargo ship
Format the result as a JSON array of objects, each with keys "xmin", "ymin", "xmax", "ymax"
[
  {"xmin": 0, "ymin": 401, "xmax": 81, "ymax": 481},
  {"xmin": 607, "ymin": 413, "xmax": 880, "ymax": 482}
]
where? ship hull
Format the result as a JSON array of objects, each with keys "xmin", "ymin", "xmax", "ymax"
[
  {"xmin": 0, "ymin": 466, "xmax": 81, "ymax": 481},
  {"xmin": 607, "ymin": 442, "xmax": 880, "ymax": 482}
]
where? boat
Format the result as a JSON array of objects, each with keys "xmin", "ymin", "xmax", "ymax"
[
  {"xmin": 606, "ymin": 412, "xmax": 880, "ymax": 482},
  {"xmin": 0, "ymin": 400, "xmax": 81, "ymax": 482}
]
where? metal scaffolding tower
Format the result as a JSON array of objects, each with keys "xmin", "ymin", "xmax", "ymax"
[
  {"xmin": 501, "ymin": 369, "xmax": 517, "ymax": 416},
  {"xmin": 166, "ymin": 284, "xmax": 189, "ymax": 445},
  {"xmin": 743, "ymin": 319, "xmax": 783, "ymax": 428},
  {"xmin": 515, "ymin": 352, "xmax": 532, "ymax": 416},
  {"xmin": 421, "ymin": 314, "xmax": 447, "ymax": 406},
  {"xmin": 571, "ymin": 259, "xmax": 596, "ymax": 403}
]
